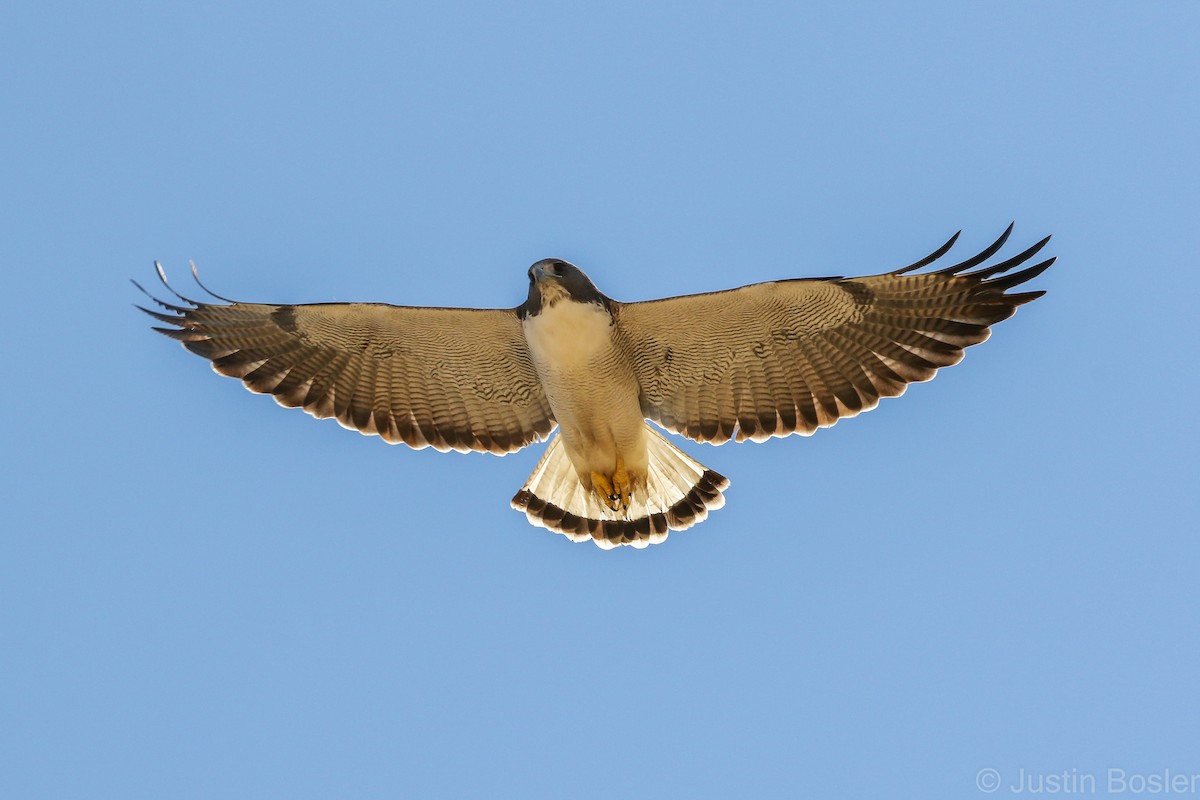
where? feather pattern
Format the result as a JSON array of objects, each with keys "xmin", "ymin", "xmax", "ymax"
[
  {"xmin": 136, "ymin": 266, "xmax": 556, "ymax": 454},
  {"xmin": 511, "ymin": 427, "xmax": 729, "ymax": 549},
  {"xmin": 137, "ymin": 225, "xmax": 1051, "ymax": 549},
  {"xmin": 612, "ymin": 225, "xmax": 1052, "ymax": 444}
]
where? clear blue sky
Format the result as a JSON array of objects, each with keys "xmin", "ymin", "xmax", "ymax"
[{"xmin": 3, "ymin": 2, "xmax": 1197, "ymax": 798}]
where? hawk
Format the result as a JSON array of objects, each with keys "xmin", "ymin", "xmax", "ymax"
[{"xmin": 137, "ymin": 224, "xmax": 1052, "ymax": 549}]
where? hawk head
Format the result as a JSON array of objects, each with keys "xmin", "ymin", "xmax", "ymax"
[{"xmin": 522, "ymin": 258, "xmax": 607, "ymax": 316}]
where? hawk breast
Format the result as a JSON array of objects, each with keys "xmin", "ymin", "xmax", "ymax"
[{"xmin": 522, "ymin": 298, "xmax": 614, "ymax": 373}]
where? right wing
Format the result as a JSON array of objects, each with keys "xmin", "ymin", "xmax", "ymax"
[{"xmin": 613, "ymin": 226, "xmax": 1052, "ymax": 444}]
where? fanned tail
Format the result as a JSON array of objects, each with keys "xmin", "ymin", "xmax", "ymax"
[{"xmin": 511, "ymin": 426, "xmax": 729, "ymax": 549}]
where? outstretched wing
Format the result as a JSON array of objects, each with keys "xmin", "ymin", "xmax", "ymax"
[
  {"xmin": 136, "ymin": 266, "xmax": 555, "ymax": 454},
  {"xmin": 613, "ymin": 224, "xmax": 1052, "ymax": 444}
]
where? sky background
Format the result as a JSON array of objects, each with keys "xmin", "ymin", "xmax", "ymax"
[{"xmin": 2, "ymin": 2, "xmax": 1198, "ymax": 798}]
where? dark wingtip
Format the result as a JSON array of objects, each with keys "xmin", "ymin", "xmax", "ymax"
[
  {"xmin": 987, "ymin": 256, "xmax": 1055, "ymax": 293},
  {"xmin": 135, "ymin": 304, "xmax": 186, "ymax": 326},
  {"xmin": 1007, "ymin": 289, "xmax": 1047, "ymax": 306},
  {"xmin": 936, "ymin": 222, "xmax": 1015, "ymax": 274},
  {"xmin": 892, "ymin": 229, "xmax": 962, "ymax": 275},
  {"xmin": 189, "ymin": 260, "xmax": 238, "ymax": 303},
  {"xmin": 132, "ymin": 275, "xmax": 192, "ymax": 313},
  {"xmin": 154, "ymin": 261, "xmax": 206, "ymax": 306},
  {"xmin": 965, "ymin": 234, "xmax": 1053, "ymax": 280},
  {"xmin": 151, "ymin": 326, "xmax": 208, "ymax": 341}
]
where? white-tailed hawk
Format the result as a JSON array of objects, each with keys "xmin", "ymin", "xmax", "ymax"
[{"xmin": 136, "ymin": 224, "xmax": 1052, "ymax": 549}]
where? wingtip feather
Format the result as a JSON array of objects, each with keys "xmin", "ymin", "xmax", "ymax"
[
  {"xmin": 892, "ymin": 229, "xmax": 962, "ymax": 274},
  {"xmin": 189, "ymin": 260, "xmax": 238, "ymax": 303}
]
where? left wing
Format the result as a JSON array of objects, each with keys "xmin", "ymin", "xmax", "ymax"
[
  {"xmin": 137, "ymin": 266, "xmax": 556, "ymax": 454},
  {"xmin": 612, "ymin": 225, "xmax": 1052, "ymax": 444}
]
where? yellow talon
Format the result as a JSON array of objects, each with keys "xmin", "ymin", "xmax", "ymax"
[
  {"xmin": 591, "ymin": 471, "xmax": 616, "ymax": 509},
  {"xmin": 590, "ymin": 462, "xmax": 632, "ymax": 513},
  {"xmin": 612, "ymin": 457, "xmax": 632, "ymax": 512}
]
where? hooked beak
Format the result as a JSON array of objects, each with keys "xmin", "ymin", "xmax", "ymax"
[{"xmin": 530, "ymin": 260, "xmax": 564, "ymax": 282}]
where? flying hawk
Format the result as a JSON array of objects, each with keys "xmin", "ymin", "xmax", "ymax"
[{"xmin": 137, "ymin": 224, "xmax": 1051, "ymax": 549}]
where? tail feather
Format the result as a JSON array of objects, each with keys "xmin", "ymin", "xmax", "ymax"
[{"xmin": 511, "ymin": 426, "xmax": 729, "ymax": 549}]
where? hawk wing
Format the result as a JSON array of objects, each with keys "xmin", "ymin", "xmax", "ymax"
[
  {"xmin": 613, "ymin": 225, "xmax": 1052, "ymax": 444},
  {"xmin": 137, "ymin": 265, "xmax": 555, "ymax": 454}
]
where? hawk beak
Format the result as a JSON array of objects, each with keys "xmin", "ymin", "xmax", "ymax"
[{"xmin": 531, "ymin": 260, "xmax": 565, "ymax": 282}]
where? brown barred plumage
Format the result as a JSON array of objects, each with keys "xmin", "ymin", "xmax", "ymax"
[{"xmin": 138, "ymin": 224, "xmax": 1051, "ymax": 548}]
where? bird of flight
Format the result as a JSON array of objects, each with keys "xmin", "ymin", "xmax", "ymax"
[{"xmin": 137, "ymin": 224, "xmax": 1052, "ymax": 549}]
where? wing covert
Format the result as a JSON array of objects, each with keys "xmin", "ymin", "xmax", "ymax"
[
  {"xmin": 137, "ymin": 266, "xmax": 555, "ymax": 454},
  {"xmin": 613, "ymin": 226, "xmax": 1052, "ymax": 444}
]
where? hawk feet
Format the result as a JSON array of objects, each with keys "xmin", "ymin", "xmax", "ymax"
[{"xmin": 591, "ymin": 458, "xmax": 632, "ymax": 512}]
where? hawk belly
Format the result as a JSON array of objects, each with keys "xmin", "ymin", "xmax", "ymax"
[
  {"xmin": 513, "ymin": 289, "xmax": 730, "ymax": 548},
  {"xmin": 521, "ymin": 298, "xmax": 648, "ymax": 491}
]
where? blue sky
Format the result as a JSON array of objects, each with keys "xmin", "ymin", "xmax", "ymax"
[{"xmin": 2, "ymin": 2, "xmax": 1198, "ymax": 798}]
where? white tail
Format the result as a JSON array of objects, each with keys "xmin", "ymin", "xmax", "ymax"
[{"xmin": 511, "ymin": 425, "xmax": 729, "ymax": 549}]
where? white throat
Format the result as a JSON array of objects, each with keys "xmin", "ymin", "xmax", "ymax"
[{"xmin": 522, "ymin": 298, "xmax": 612, "ymax": 372}]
